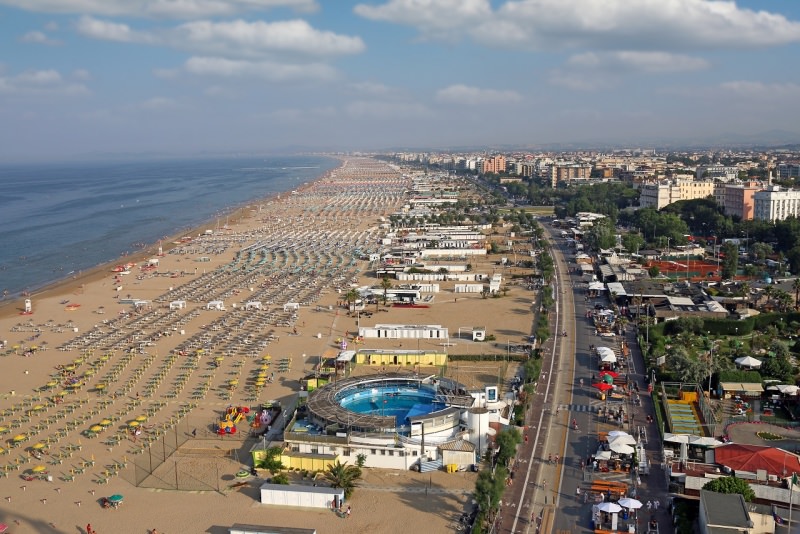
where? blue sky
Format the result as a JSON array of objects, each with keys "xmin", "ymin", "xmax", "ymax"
[{"xmin": 1, "ymin": 0, "xmax": 800, "ymax": 161}]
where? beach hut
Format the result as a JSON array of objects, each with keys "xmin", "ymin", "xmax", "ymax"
[
  {"xmin": 283, "ymin": 302, "xmax": 300, "ymax": 312},
  {"xmin": 147, "ymin": 258, "xmax": 159, "ymax": 266},
  {"xmin": 169, "ymin": 300, "xmax": 187, "ymax": 310},
  {"xmin": 206, "ymin": 301, "xmax": 225, "ymax": 311},
  {"xmin": 245, "ymin": 301, "xmax": 262, "ymax": 311}
]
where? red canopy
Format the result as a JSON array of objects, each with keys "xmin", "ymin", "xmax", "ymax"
[
  {"xmin": 600, "ymin": 370, "xmax": 619, "ymax": 378},
  {"xmin": 594, "ymin": 382, "xmax": 614, "ymax": 392},
  {"xmin": 714, "ymin": 444, "xmax": 800, "ymax": 477}
]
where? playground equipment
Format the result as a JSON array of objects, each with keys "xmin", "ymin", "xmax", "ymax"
[{"xmin": 217, "ymin": 406, "xmax": 251, "ymax": 435}]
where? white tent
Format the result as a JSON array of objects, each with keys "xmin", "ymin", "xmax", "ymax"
[
  {"xmin": 588, "ymin": 282, "xmax": 605, "ymax": 291},
  {"xmin": 688, "ymin": 436, "xmax": 722, "ymax": 447},
  {"xmin": 206, "ymin": 300, "xmax": 225, "ymax": 311},
  {"xmin": 596, "ymin": 346, "xmax": 615, "ymax": 356},
  {"xmin": 777, "ymin": 384, "xmax": 800, "ymax": 395},
  {"xmin": 169, "ymin": 300, "xmax": 186, "ymax": 310},
  {"xmin": 734, "ymin": 355, "xmax": 762, "ymax": 369},
  {"xmin": 244, "ymin": 301, "xmax": 262, "ymax": 310},
  {"xmin": 595, "ymin": 450, "xmax": 612, "ymax": 461}
]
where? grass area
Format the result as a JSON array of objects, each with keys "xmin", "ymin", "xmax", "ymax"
[
  {"xmin": 755, "ymin": 431, "xmax": 783, "ymax": 440},
  {"xmin": 652, "ymin": 392, "xmax": 668, "ymax": 438}
]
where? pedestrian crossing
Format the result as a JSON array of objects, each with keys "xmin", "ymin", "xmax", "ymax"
[{"xmin": 556, "ymin": 404, "xmax": 598, "ymax": 413}]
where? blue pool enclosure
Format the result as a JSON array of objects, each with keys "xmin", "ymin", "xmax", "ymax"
[{"xmin": 304, "ymin": 373, "xmax": 473, "ymax": 435}]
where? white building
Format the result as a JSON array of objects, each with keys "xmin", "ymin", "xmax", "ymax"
[{"xmin": 753, "ymin": 186, "xmax": 800, "ymax": 221}]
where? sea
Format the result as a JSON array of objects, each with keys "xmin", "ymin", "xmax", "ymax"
[{"xmin": 0, "ymin": 155, "xmax": 338, "ymax": 297}]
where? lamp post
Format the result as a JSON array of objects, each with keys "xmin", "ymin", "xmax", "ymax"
[{"xmin": 707, "ymin": 332, "xmax": 713, "ymax": 395}]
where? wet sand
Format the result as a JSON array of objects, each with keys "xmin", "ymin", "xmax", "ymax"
[{"xmin": 0, "ymin": 157, "xmax": 535, "ymax": 534}]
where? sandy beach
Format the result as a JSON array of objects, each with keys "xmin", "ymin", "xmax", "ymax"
[{"xmin": 0, "ymin": 157, "xmax": 535, "ymax": 534}]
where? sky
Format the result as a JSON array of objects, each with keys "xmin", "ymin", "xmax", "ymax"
[{"xmin": 1, "ymin": 0, "xmax": 800, "ymax": 161}]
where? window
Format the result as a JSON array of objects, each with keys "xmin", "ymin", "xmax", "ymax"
[
  {"xmin": 343, "ymin": 448, "xmax": 351, "ymax": 456},
  {"xmin": 370, "ymin": 449, "xmax": 376, "ymax": 455}
]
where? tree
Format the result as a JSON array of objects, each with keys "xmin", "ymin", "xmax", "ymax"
[
  {"xmin": 622, "ymin": 232, "xmax": 645, "ymax": 255},
  {"xmin": 792, "ymin": 278, "xmax": 800, "ymax": 309},
  {"xmin": 323, "ymin": 460, "xmax": 362, "ymax": 499},
  {"xmin": 380, "ymin": 276, "xmax": 393, "ymax": 306},
  {"xmin": 762, "ymin": 353, "xmax": 793, "ymax": 382},
  {"xmin": 344, "ymin": 288, "xmax": 360, "ymax": 311},
  {"xmin": 702, "ymin": 476, "xmax": 756, "ymax": 502},
  {"xmin": 648, "ymin": 265, "xmax": 661, "ymax": 278},
  {"xmin": 255, "ymin": 446, "xmax": 285, "ymax": 474},
  {"xmin": 720, "ymin": 242, "xmax": 739, "ymax": 280}
]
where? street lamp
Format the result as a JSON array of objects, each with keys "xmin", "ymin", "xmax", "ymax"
[{"xmin": 707, "ymin": 332, "xmax": 714, "ymax": 395}]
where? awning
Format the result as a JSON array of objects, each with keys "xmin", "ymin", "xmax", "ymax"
[{"xmin": 719, "ymin": 382, "xmax": 764, "ymax": 393}]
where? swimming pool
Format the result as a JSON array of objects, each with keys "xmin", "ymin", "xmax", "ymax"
[{"xmin": 336, "ymin": 385, "xmax": 447, "ymax": 424}]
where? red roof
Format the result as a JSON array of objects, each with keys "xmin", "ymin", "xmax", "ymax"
[{"xmin": 714, "ymin": 444, "xmax": 800, "ymax": 477}]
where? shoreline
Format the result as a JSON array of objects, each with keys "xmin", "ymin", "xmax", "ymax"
[
  {"xmin": 0, "ymin": 156, "xmax": 536, "ymax": 534},
  {"xmin": 0, "ymin": 158, "xmax": 342, "ymax": 319}
]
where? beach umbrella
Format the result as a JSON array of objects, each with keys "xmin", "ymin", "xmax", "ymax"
[
  {"xmin": 609, "ymin": 442, "xmax": 635, "ymax": 455},
  {"xmin": 135, "ymin": 415, "xmax": 147, "ymax": 422},
  {"xmin": 12, "ymin": 434, "xmax": 26, "ymax": 442},
  {"xmin": 663, "ymin": 433, "xmax": 691, "ymax": 444},
  {"xmin": 618, "ymin": 498, "xmax": 642, "ymax": 510},
  {"xmin": 603, "ymin": 374, "xmax": 614, "ymax": 384},
  {"xmin": 609, "ymin": 434, "xmax": 637, "ymax": 446},
  {"xmin": 593, "ymin": 382, "xmax": 613, "ymax": 392},
  {"xmin": 108, "ymin": 494, "xmax": 123, "ymax": 503},
  {"xmin": 0, "ymin": 426, "xmax": 8, "ymax": 435},
  {"xmin": 32, "ymin": 442, "xmax": 46, "ymax": 450},
  {"xmin": 127, "ymin": 421, "xmax": 139, "ymax": 428},
  {"xmin": 89, "ymin": 425, "xmax": 103, "ymax": 433},
  {"xmin": 32, "ymin": 405, "xmax": 44, "ymax": 412},
  {"xmin": 599, "ymin": 370, "xmax": 619, "ymax": 378},
  {"xmin": 597, "ymin": 502, "xmax": 622, "ymax": 513},
  {"xmin": 31, "ymin": 465, "xmax": 47, "ymax": 473},
  {"xmin": 99, "ymin": 419, "xmax": 112, "ymax": 427}
]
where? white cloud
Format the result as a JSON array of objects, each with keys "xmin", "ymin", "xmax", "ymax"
[
  {"xmin": 719, "ymin": 81, "xmax": 800, "ymax": 98},
  {"xmin": 171, "ymin": 19, "xmax": 365, "ymax": 58},
  {"xmin": 348, "ymin": 81, "xmax": 397, "ymax": 96},
  {"xmin": 76, "ymin": 16, "xmax": 146, "ymax": 42},
  {"xmin": 355, "ymin": 0, "xmax": 800, "ymax": 50},
  {"xmin": 44, "ymin": 21, "xmax": 59, "ymax": 31},
  {"xmin": 77, "ymin": 17, "xmax": 364, "ymax": 59},
  {"xmin": 0, "ymin": 0, "xmax": 318, "ymax": 19},
  {"xmin": 0, "ymin": 68, "xmax": 89, "ymax": 95},
  {"xmin": 141, "ymin": 96, "xmax": 177, "ymax": 109},
  {"xmin": 71, "ymin": 68, "xmax": 91, "ymax": 80},
  {"xmin": 184, "ymin": 56, "xmax": 338, "ymax": 82},
  {"xmin": 345, "ymin": 100, "xmax": 429, "ymax": 120},
  {"xmin": 20, "ymin": 30, "xmax": 61, "ymax": 45},
  {"xmin": 268, "ymin": 106, "xmax": 337, "ymax": 121},
  {"xmin": 436, "ymin": 84, "xmax": 522, "ymax": 105},
  {"xmin": 567, "ymin": 51, "xmax": 709, "ymax": 73},
  {"xmin": 355, "ymin": 0, "xmax": 491, "ymax": 41}
]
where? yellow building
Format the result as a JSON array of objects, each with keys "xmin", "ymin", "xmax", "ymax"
[{"xmin": 354, "ymin": 349, "xmax": 448, "ymax": 367}]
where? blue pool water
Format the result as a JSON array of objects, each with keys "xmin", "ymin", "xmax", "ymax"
[{"xmin": 337, "ymin": 386, "xmax": 446, "ymax": 423}]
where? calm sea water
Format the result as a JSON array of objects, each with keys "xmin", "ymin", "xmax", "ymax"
[{"xmin": 0, "ymin": 155, "xmax": 337, "ymax": 296}]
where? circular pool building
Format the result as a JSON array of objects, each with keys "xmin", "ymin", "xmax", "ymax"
[{"xmin": 304, "ymin": 372, "xmax": 474, "ymax": 436}]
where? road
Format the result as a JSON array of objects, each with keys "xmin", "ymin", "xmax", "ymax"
[{"xmin": 495, "ymin": 226, "xmax": 672, "ymax": 534}]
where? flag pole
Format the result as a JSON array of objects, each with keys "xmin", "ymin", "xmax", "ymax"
[{"xmin": 790, "ymin": 473, "xmax": 796, "ymax": 533}]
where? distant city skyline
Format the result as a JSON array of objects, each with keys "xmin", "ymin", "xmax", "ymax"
[{"xmin": 2, "ymin": 0, "xmax": 800, "ymax": 161}]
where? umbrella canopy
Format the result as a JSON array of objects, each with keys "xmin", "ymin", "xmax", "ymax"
[
  {"xmin": 596, "ymin": 346, "xmax": 615, "ymax": 356},
  {"xmin": 600, "ymin": 370, "xmax": 619, "ymax": 378},
  {"xmin": 600, "ymin": 353, "xmax": 617, "ymax": 363},
  {"xmin": 135, "ymin": 416, "xmax": 147, "ymax": 422},
  {"xmin": 597, "ymin": 502, "xmax": 622, "ymax": 513},
  {"xmin": 609, "ymin": 434, "xmax": 637, "ymax": 446},
  {"xmin": 108, "ymin": 494, "xmax": 123, "ymax": 503},
  {"xmin": 688, "ymin": 436, "xmax": 723, "ymax": 447},
  {"xmin": 603, "ymin": 374, "xmax": 614, "ymax": 384},
  {"xmin": 609, "ymin": 442, "xmax": 635, "ymax": 455},
  {"xmin": 31, "ymin": 465, "xmax": 47, "ymax": 473},
  {"xmin": 89, "ymin": 425, "xmax": 103, "ymax": 432},
  {"xmin": 595, "ymin": 450, "xmax": 612, "ymax": 461},
  {"xmin": 663, "ymin": 433, "xmax": 691, "ymax": 444},
  {"xmin": 128, "ymin": 421, "xmax": 139, "ymax": 427},
  {"xmin": 777, "ymin": 384, "xmax": 799, "ymax": 395},
  {"xmin": 607, "ymin": 430, "xmax": 630, "ymax": 438},
  {"xmin": 99, "ymin": 419, "xmax": 112, "ymax": 426},
  {"xmin": 32, "ymin": 442, "xmax": 46, "ymax": 450},
  {"xmin": 594, "ymin": 382, "xmax": 613, "ymax": 392},
  {"xmin": 12, "ymin": 434, "xmax": 26, "ymax": 442},
  {"xmin": 735, "ymin": 356, "xmax": 762, "ymax": 369},
  {"xmin": 618, "ymin": 498, "xmax": 643, "ymax": 510}
]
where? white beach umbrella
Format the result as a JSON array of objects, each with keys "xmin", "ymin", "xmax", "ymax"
[
  {"xmin": 609, "ymin": 434, "xmax": 637, "ymax": 446},
  {"xmin": 609, "ymin": 442, "xmax": 635, "ymax": 455},
  {"xmin": 734, "ymin": 356, "xmax": 762, "ymax": 369},
  {"xmin": 597, "ymin": 502, "xmax": 622, "ymax": 513},
  {"xmin": 595, "ymin": 450, "xmax": 612, "ymax": 461},
  {"xmin": 596, "ymin": 346, "xmax": 615, "ymax": 356},
  {"xmin": 663, "ymin": 433, "xmax": 691, "ymax": 444},
  {"xmin": 618, "ymin": 498, "xmax": 643, "ymax": 510}
]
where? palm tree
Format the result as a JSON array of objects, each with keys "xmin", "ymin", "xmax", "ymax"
[
  {"xmin": 324, "ymin": 460, "xmax": 362, "ymax": 499},
  {"xmin": 344, "ymin": 289, "xmax": 359, "ymax": 311},
  {"xmin": 792, "ymin": 278, "xmax": 800, "ymax": 310},
  {"xmin": 380, "ymin": 276, "xmax": 392, "ymax": 307}
]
